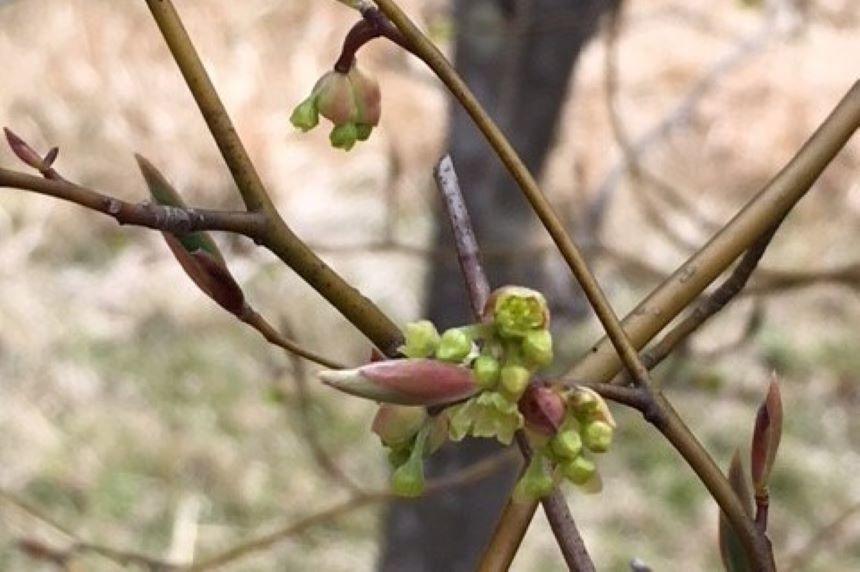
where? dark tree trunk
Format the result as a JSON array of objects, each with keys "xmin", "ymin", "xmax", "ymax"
[{"xmin": 380, "ymin": 1, "xmax": 614, "ymax": 570}]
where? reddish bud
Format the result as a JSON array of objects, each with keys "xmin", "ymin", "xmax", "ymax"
[
  {"xmin": 319, "ymin": 358, "xmax": 478, "ymax": 406},
  {"xmin": 751, "ymin": 374, "xmax": 783, "ymax": 493},
  {"xmin": 519, "ymin": 385, "xmax": 566, "ymax": 436},
  {"xmin": 4, "ymin": 127, "xmax": 44, "ymax": 169}
]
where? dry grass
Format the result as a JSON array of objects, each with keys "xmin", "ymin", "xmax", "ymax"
[{"xmin": 0, "ymin": 0, "xmax": 858, "ymax": 570}]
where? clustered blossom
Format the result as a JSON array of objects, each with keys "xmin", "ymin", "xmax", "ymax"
[
  {"xmin": 318, "ymin": 286, "xmax": 617, "ymax": 498},
  {"xmin": 290, "ymin": 62, "xmax": 381, "ymax": 151}
]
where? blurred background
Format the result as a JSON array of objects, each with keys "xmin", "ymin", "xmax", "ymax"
[{"xmin": 0, "ymin": 0, "xmax": 858, "ymax": 570}]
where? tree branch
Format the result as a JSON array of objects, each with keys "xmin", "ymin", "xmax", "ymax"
[
  {"xmin": 0, "ymin": 166, "xmax": 266, "ymax": 238},
  {"xmin": 144, "ymin": 0, "xmax": 404, "ymax": 356}
]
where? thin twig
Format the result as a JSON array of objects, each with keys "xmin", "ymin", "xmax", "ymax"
[
  {"xmin": 0, "ymin": 167, "xmax": 266, "ymax": 238},
  {"xmin": 636, "ymin": 221, "xmax": 783, "ymax": 376},
  {"xmin": 433, "ymin": 154, "xmax": 491, "ymax": 317}
]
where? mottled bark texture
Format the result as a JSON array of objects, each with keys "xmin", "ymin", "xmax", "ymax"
[{"xmin": 380, "ymin": 1, "xmax": 614, "ymax": 570}]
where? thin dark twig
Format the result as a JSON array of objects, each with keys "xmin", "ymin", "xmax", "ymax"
[
  {"xmin": 433, "ymin": 154, "xmax": 491, "ymax": 316},
  {"xmin": 433, "ymin": 155, "xmax": 595, "ymax": 571},
  {"xmin": 636, "ymin": 220, "xmax": 784, "ymax": 376},
  {"xmin": 0, "ymin": 166, "xmax": 266, "ymax": 238}
]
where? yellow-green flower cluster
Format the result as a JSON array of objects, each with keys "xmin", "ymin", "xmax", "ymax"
[{"xmin": 515, "ymin": 387, "xmax": 616, "ymax": 499}]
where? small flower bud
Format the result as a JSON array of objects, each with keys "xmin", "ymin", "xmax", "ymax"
[
  {"xmin": 319, "ymin": 358, "xmax": 478, "ymax": 406},
  {"xmin": 519, "ymin": 385, "xmax": 567, "ymax": 436},
  {"xmin": 400, "ymin": 320, "xmax": 440, "ymax": 358},
  {"xmin": 551, "ymin": 429, "xmax": 583, "ymax": 460},
  {"xmin": 522, "ymin": 329, "xmax": 553, "ymax": 368},
  {"xmin": 289, "ymin": 97, "xmax": 319, "ymax": 132},
  {"xmin": 514, "ymin": 453, "xmax": 554, "ymax": 501},
  {"xmin": 435, "ymin": 328, "xmax": 472, "ymax": 363},
  {"xmin": 500, "ymin": 364, "xmax": 530, "ymax": 400},
  {"xmin": 371, "ymin": 404, "xmax": 427, "ymax": 447},
  {"xmin": 473, "ymin": 355, "xmax": 500, "ymax": 389},
  {"xmin": 570, "ymin": 387, "xmax": 616, "ymax": 428},
  {"xmin": 562, "ymin": 455, "xmax": 596, "ymax": 485},
  {"xmin": 330, "ymin": 122, "xmax": 359, "ymax": 151},
  {"xmin": 485, "ymin": 286, "xmax": 550, "ymax": 339},
  {"xmin": 314, "ymin": 70, "xmax": 357, "ymax": 126},
  {"xmin": 582, "ymin": 420, "xmax": 613, "ymax": 453}
]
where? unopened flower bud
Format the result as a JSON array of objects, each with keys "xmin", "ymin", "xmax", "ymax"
[
  {"xmin": 401, "ymin": 320, "xmax": 440, "ymax": 358},
  {"xmin": 570, "ymin": 387, "xmax": 617, "ymax": 428},
  {"xmin": 500, "ymin": 364, "xmax": 530, "ymax": 400},
  {"xmin": 319, "ymin": 358, "xmax": 477, "ymax": 406},
  {"xmin": 519, "ymin": 385, "xmax": 567, "ymax": 436},
  {"xmin": 485, "ymin": 286, "xmax": 550, "ymax": 339},
  {"xmin": 473, "ymin": 355, "xmax": 501, "ymax": 389},
  {"xmin": 289, "ymin": 97, "xmax": 319, "ymax": 132},
  {"xmin": 523, "ymin": 329, "xmax": 553, "ymax": 368},
  {"xmin": 551, "ymin": 429, "xmax": 583, "ymax": 460},
  {"xmin": 435, "ymin": 328, "xmax": 472, "ymax": 363},
  {"xmin": 562, "ymin": 455, "xmax": 596, "ymax": 485},
  {"xmin": 372, "ymin": 404, "xmax": 427, "ymax": 447},
  {"xmin": 582, "ymin": 420, "xmax": 613, "ymax": 453}
]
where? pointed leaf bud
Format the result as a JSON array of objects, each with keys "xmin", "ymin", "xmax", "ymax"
[
  {"xmin": 473, "ymin": 355, "xmax": 501, "ymax": 389},
  {"xmin": 330, "ymin": 122, "xmax": 359, "ymax": 151},
  {"xmin": 319, "ymin": 358, "xmax": 478, "ymax": 406},
  {"xmin": 484, "ymin": 286, "xmax": 550, "ymax": 339},
  {"xmin": 500, "ymin": 364, "xmax": 530, "ymax": 400},
  {"xmin": 4, "ymin": 127, "xmax": 44, "ymax": 169},
  {"xmin": 551, "ymin": 429, "xmax": 583, "ymax": 460},
  {"xmin": 562, "ymin": 455, "xmax": 596, "ymax": 485},
  {"xmin": 751, "ymin": 374, "xmax": 782, "ymax": 494},
  {"xmin": 400, "ymin": 320, "xmax": 440, "ymax": 358},
  {"xmin": 347, "ymin": 64, "xmax": 381, "ymax": 127},
  {"xmin": 514, "ymin": 452, "xmax": 554, "ymax": 502},
  {"xmin": 372, "ymin": 404, "xmax": 427, "ymax": 447},
  {"xmin": 519, "ymin": 385, "xmax": 567, "ymax": 436},
  {"xmin": 522, "ymin": 329, "xmax": 553, "ymax": 368},
  {"xmin": 435, "ymin": 328, "xmax": 472, "ymax": 363},
  {"xmin": 582, "ymin": 420, "xmax": 613, "ymax": 453},
  {"xmin": 290, "ymin": 96, "xmax": 320, "ymax": 132}
]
